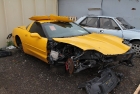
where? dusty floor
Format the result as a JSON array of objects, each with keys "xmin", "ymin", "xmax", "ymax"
[{"xmin": 0, "ymin": 49, "xmax": 140, "ymax": 94}]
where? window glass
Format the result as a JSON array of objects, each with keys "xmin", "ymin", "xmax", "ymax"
[
  {"xmin": 80, "ymin": 17, "xmax": 98, "ymax": 27},
  {"xmin": 100, "ymin": 18, "xmax": 120, "ymax": 30},
  {"xmin": 111, "ymin": 20, "xmax": 119, "ymax": 29},
  {"xmin": 80, "ymin": 18, "xmax": 87, "ymax": 25},
  {"xmin": 29, "ymin": 22, "xmax": 46, "ymax": 37},
  {"xmin": 43, "ymin": 22, "xmax": 89, "ymax": 38},
  {"xmin": 86, "ymin": 18, "xmax": 98, "ymax": 27},
  {"xmin": 116, "ymin": 17, "xmax": 135, "ymax": 29}
]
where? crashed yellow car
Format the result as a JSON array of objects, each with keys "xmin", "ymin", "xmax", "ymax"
[{"xmin": 12, "ymin": 15, "xmax": 134, "ymax": 74}]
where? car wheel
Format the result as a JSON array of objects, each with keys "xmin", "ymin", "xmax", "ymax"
[
  {"xmin": 65, "ymin": 58, "xmax": 74, "ymax": 74},
  {"xmin": 15, "ymin": 36, "xmax": 23, "ymax": 51},
  {"xmin": 132, "ymin": 41, "xmax": 140, "ymax": 57},
  {"xmin": 18, "ymin": 43, "xmax": 23, "ymax": 51}
]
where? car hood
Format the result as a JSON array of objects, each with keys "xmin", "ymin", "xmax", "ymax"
[{"xmin": 53, "ymin": 33, "xmax": 130, "ymax": 55}]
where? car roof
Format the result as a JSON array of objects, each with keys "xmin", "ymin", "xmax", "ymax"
[
  {"xmin": 87, "ymin": 15, "xmax": 115, "ymax": 19},
  {"xmin": 29, "ymin": 15, "xmax": 73, "ymax": 23}
]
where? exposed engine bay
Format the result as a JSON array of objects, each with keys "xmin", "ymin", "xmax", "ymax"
[{"xmin": 48, "ymin": 40, "xmax": 134, "ymax": 74}]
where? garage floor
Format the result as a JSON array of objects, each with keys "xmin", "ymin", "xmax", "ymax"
[{"xmin": 0, "ymin": 49, "xmax": 140, "ymax": 94}]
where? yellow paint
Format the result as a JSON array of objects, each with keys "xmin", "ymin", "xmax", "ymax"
[
  {"xmin": 29, "ymin": 14, "xmax": 73, "ymax": 22},
  {"xmin": 29, "ymin": 16, "xmax": 50, "ymax": 21},
  {"xmin": 12, "ymin": 15, "xmax": 131, "ymax": 64},
  {"xmin": 12, "ymin": 28, "xmax": 48, "ymax": 63},
  {"xmin": 53, "ymin": 33, "xmax": 130, "ymax": 55}
]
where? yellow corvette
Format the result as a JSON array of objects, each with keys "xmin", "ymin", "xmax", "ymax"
[{"xmin": 12, "ymin": 15, "xmax": 134, "ymax": 74}]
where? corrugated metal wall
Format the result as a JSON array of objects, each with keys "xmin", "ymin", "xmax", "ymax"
[{"xmin": 0, "ymin": 0, "xmax": 58, "ymax": 48}]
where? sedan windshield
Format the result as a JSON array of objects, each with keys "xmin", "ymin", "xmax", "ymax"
[
  {"xmin": 43, "ymin": 22, "xmax": 90, "ymax": 38},
  {"xmin": 116, "ymin": 17, "xmax": 135, "ymax": 29}
]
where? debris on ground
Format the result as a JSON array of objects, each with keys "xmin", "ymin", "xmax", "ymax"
[
  {"xmin": 0, "ymin": 49, "xmax": 140, "ymax": 94},
  {"xmin": 78, "ymin": 69, "xmax": 123, "ymax": 94},
  {"xmin": 0, "ymin": 49, "xmax": 12, "ymax": 58},
  {"xmin": 6, "ymin": 45, "xmax": 16, "ymax": 50}
]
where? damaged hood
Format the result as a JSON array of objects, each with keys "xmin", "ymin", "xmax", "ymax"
[{"xmin": 53, "ymin": 33, "xmax": 130, "ymax": 55}]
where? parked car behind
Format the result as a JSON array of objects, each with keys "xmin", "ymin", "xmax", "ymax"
[{"xmin": 76, "ymin": 15, "xmax": 140, "ymax": 56}]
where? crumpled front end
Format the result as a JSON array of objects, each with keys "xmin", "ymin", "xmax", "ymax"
[
  {"xmin": 48, "ymin": 33, "xmax": 135, "ymax": 74},
  {"xmin": 53, "ymin": 33, "xmax": 131, "ymax": 55},
  {"xmin": 115, "ymin": 48, "xmax": 135, "ymax": 67}
]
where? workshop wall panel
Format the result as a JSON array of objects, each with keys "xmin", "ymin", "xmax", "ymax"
[{"xmin": 0, "ymin": 0, "xmax": 58, "ymax": 48}]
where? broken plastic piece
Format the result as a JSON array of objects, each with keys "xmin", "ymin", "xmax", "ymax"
[
  {"xmin": 78, "ymin": 69, "xmax": 122, "ymax": 94},
  {"xmin": 6, "ymin": 45, "xmax": 16, "ymax": 50},
  {"xmin": 50, "ymin": 50, "xmax": 59, "ymax": 61},
  {"xmin": 0, "ymin": 50, "xmax": 12, "ymax": 58}
]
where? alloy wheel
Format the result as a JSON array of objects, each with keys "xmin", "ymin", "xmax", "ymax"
[{"xmin": 132, "ymin": 44, "xmax": 140, "ymax": 57}]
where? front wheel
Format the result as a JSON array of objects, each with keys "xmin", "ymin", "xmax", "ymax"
[
  {"xmin": 16, "ymin": 37, "xmax": 23, "ymax": 52},
  {"xmin": 131, "ymin": 41, "xmax": 140, "ymax": 57},
  {"xmin": 65, "ymin": 58, "xmax": 74, "ymax": 74}
]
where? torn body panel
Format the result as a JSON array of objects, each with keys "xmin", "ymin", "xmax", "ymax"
[
  {"xmin": 47, "ymin": 40, "xmax": 134, "ymax": 74},
  {"xmin": 53, "ymin": 33, "xmax": 130, "ymax": 55}
]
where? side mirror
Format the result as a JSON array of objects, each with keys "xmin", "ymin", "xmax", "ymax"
[
  {"xmin": 30, "ymin": 33, "xmax": 41, "ymax": 39},
  {"xmin": 115, "ymin": 27, "xmax": 121, "ymax": 30},
  {"xmin": 18, "ymin": 26, "xmax": 26, "ymax": 30}
]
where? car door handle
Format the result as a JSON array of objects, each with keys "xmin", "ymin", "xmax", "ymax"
[{"xmin": 100, "ymin": 30, "xmax": 104, "ymax": 33}]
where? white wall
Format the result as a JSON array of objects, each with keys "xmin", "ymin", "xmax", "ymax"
[
  {"xmin": 102, "ymin": 0, "xmax": 140, "ymax": 29},
  {"xmin": 0, "ymin": 0, "xmax": 58, "ymax": 48}
]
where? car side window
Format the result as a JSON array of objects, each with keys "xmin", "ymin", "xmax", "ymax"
[
  {"xmin": 100, "ymin": 18, "xmax": 120, "ymax": 30},
  {"xmin": 80, "ymin": 17, "xmax": 98, "ymax": 28},
  {"xmin": 29, "ymin": 22, "xmax": 46, "ymax": 37}
]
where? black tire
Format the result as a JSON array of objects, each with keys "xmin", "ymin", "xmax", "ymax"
[
  {"xmin": 131, "ymin": 41, "xmax": 140, "ymax": 57},
  {"xmin": 16, "ymin": 37, "xmax": 23, "ymax": 52},
  {"xmin": 18, "ymin": 43, "xmax": 23, "ymax": 51}
]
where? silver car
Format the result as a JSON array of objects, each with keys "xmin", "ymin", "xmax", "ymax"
[{"xmin": 76, "ymin": 15, "xmax": 140, "ymax": 56}]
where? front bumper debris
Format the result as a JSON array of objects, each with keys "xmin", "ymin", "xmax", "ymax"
[
  {"xmin": 77, "ymin": 49, "xmax": 135, "ymax": 94},
  {"xmin": 78, "ymin": 69, "xmax": 123, "ymax": 94},
  {"xmin": 116, "ymin": 49, "xmax": 135, "ymax": 67}
]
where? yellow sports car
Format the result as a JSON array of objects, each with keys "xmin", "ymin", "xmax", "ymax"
[{"xmin": 12, "ymin": 15, "xmax": 134, "ymax": 74}]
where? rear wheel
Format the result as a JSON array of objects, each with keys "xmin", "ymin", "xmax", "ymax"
[{"xmin": 131, "ymin": 41, "xmax": 140, "ymax": 57}]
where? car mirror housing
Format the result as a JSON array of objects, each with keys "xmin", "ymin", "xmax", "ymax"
[
  {"xmin": 18, "ymin": 26, "xmax": 26, "ymax": 30},
  {"xmin": 30, "ymin": 33, "xmax": 41, "ymax": 39},
  {"xmin": 115, "ymin": 27, "xmax": 121, "ymax": 30}
]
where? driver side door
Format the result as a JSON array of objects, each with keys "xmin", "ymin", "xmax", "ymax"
[
  {"xmin": 98, "ymin": 17, "xmax": 123, "ymax": 38},
  {"xmin": 25, "ymin": 22, "xmax": 48, "ymax": 63}
]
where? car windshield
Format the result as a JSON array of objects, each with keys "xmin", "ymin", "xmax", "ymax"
[
  {"xmin": 116, "ymin": 17, "xmax": 135, "ymax": 29},
  {"xmin": 43, "ymin": 22, "xmax": 90, "ymax": 38}
]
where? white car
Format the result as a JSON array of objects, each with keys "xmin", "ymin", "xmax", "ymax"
[{"xmin": 76, "ymin": 15, "xmax": 140, "ymax": 56}]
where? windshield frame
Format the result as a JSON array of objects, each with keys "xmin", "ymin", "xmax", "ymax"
[
  {"xmin": 115, "ymin": 17, "xmax": 135, "ymax": 30},
  {"xmin": 42, "ymin": 22, "xmax": 90, "ymax": 39},
  {"xmin": 115, "ymin": 18, "xmax": 127, "ymax": 30}
]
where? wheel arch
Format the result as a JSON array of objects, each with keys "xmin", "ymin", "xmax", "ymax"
[
  {"xmin": 130, "ymin": 39, "xmax": 140, "ymax": 43},
  {"xmin": 15, "ymin": 35, "xmax": 22, "ymax": 47}
]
